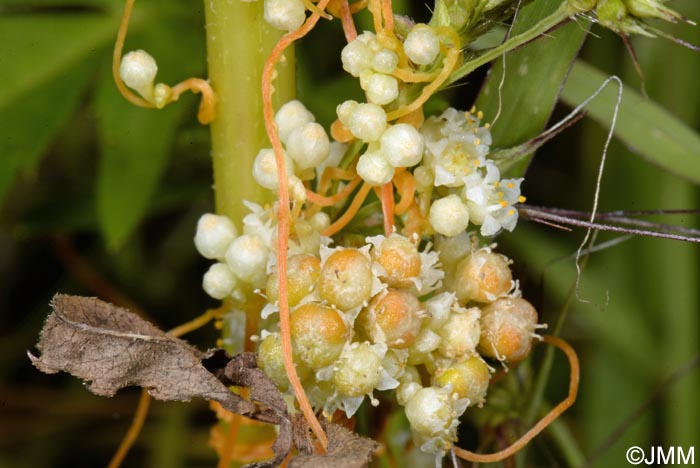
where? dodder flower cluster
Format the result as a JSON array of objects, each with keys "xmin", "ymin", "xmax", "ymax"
[{"xmin": 194, "ymin": 12, "xmax": 544, "ymax": 466}]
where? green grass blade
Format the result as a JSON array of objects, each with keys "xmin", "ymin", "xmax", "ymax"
[
  {"xmin": 475, "ymin": 0, "xmax": 587, "ymax": 178},
  {"xmin": 561, "ymin": 60, "xmax": 700, "ymax": 185},
  {"xmin": 0, "ymin": 57, "xmax": 96, "ymax": 201},
  {"xmin": 0, "ymin": 13, "xmax": 116, "ymax": 109}
]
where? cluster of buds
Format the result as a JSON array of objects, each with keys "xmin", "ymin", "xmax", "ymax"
[
  {"xmin": 570, "ymin": 0, "xmax": 695, "ymax": 37},
  {"xmin": 196, "ymin": 201, "xmax": 544, "ymax": 463},
  {"xmin": 194, "ymin": 12, "xmax": 546, "ymax": 467}
]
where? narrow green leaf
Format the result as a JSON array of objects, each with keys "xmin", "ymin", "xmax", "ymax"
[
  {"xmin": 0, "ymin": 57, "xmax": 96, "ymax": 201},
  {"xmin": 561, "ymin": 60, "xmax": 700, "ymax": 185},
  {"xmin": 0, "ymin": 13, "xmax": 117, "ymax": 109},
  {"xmin": 475, "ymin": 0, "xmax": 587, "ymax": 177},
  {"xmin": 95, "ymin": 69, "xmax": 184, "ymax": 250}
]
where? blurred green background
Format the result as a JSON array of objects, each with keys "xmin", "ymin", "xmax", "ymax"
[{"xmin": 1, "ymin": 0, "xmax": 698, "ymax": 467}]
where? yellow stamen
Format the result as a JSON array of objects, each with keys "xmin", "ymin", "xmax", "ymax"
[
  {"xmin": 477, "ymin": 110, "xmax": 484, "ymax": 119},
  {"xmin": 508, "ymin": 209, "xmax": 515, "ymax": 216},
  {"xmin": 507, "ymin": 182, "xmax": 515, "ymax": 189},
  {"xmin": 469, "ymin": 105, "xmax": 476, "ymax": 113},
  {"xmin": 484, "ymin": 122, "xmax": 491, "ymax": 129},
  {"xmin": 500, "ymin": 201, "xmax": 508, "ymax": 208},
  {"xmin": 498, "ymin": 191, "xmax": 504, "ymax": 199},
  {"xmin": 474, "ymin": 138, "xmax": 481, "ymax": 146},
  {"xmin": 518, "ymin": 195, "xmax": 527, "ymax": 203}
]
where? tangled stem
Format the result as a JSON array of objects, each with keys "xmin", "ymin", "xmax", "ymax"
[
  {"xmin": 262, "ymin": 0, "xmax": 333, "ymax": 451},
  {"xmin": 113, "ymin": 0, "xmax": 215, "ymax": 124},
  {"xmin": 455, "ymin": 335, "xmax": 580, "ymax": 463}
]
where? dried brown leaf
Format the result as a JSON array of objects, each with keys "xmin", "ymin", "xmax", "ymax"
[
  {"xmin": 29, "ymin": 295, "xmax": 378, "ymax": 468},
  {"xmin": 29, "ymin": 295, "xmax": 292, "ymax": 467},
  {"xmin": 289, "ymin": 423, "xmax": 379, "ymax": 468}
]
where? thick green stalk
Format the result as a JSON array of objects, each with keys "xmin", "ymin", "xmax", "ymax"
[{"xmin": 203, "ymin": 0, "xmax": 296, "ymax": 223}]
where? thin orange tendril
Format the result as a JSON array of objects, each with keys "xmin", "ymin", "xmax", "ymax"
[
  {"xmin": 322, "ymin": 181, "xmax": 372, "ymax": 237},
  {"xmin": 113, "ymin": 0, "xmax": 215, "ymax": 124},
  {"xmin": 307, "ymin": 175, "xmax": 362, "ymax": 207},
  {"xmin": 378, "ymin": 182, "xmax": 395, "ymax": 236},
  {"xmin": 393, "ymin": 169, "xmax": 416, "ymax": 216},
  {"xmin": 113, "ymin": 0, "xmax": 153, "ymax": 108},
  {"xmin": 262, "ymin": 0, "xmax": 333, "ymax": 451},
  {"xmin": 455, "ymin": 335, "xmax": 580, "ymax": 463},
  {"xmin": 329, "ymin": 0, "xmax": 358, "ymax": 42},
  {"xmin": 169, "ymin": 78, "xmax": 216, "ymax": 124}
]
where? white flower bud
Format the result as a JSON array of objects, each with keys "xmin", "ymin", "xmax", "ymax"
[
  {"xmin": 341, "ymin": 36, "xmax": 374, "ymax": 77},
  {"xmin": 372, "ymin": 49, "xmax": 399, "ymax": 74},
  {"xmin": 225, "ymin": 234, "xmax": 269, "ymax": 283},
  {"xmin": 309, "ymin": 211, "xmax": 331, "ymax": 232},
  {"xmin": 275, "ymin": 100, "xmax": 315, "ymax": 143},
  {"xmin": 380, "ymin": 123, "xmax": 425, "ymax": 167},
  {"xmin": 288, "ymin": 175, "xmax": 307, "ymax": 203},
  {"xmin": 357, "ymin": 149, "xmax": 394, "ymax": 186},
  {"xmin": 348, "ymin": 103, "xmax": 387, "ymax": 141},
  {"xmin": 363, "ymin": 73, "xmax": 399, "ymax": 105},
  {"xmin": 286, "ymin": 122, "xmax": 331, "ymax": 170},
  {"xmin": 337, "ymin": 100, "xmax": 359, "ymax": 127},
  {"xmin": 253, "ymin": 148, "xmax": 295, "ymax": 190},
  {"xmin": 429, "ymin": 195, "xmax": 470, "ymax": 237},
  {"xmin": 264, "ymin": 0, "xmax": 306, "ymax": 32},
  {"xmin": 333, "ymin": 342, "xmax": 384, "ymax": 397},
  {"xmin": 194, "ymin": 213, "xmax": 238, "ymax": 260},
  {"xmin": 405, "ymin": 386, "xmax": 455, "ymax": 437},
  {"xmin": 119, "ymin": 50, "xmax": 157, "ymax": 100},
  {"xmin": 436, "ymin": 306, "xmax": 481, "ymax": 359},
  {"xmin": 404, "ymin": 25, "xmax": 441, "ymax": 66},
  {"xmin": 202, "ymin": 262, "xmax": 238, "ymax": 299}
]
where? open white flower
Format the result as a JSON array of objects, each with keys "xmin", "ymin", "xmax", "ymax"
[
  {"xmin": 421, "ymin": 108, "xmax": 492, "ymax": 187},
  {"xmin": 463, "ymin": 161, "xmax": 524, "ymax": 236}
]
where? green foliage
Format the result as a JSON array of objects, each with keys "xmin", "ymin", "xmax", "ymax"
[{"xmin": 1, "ymin": 0, "xmax": 699, "ymax": 466}]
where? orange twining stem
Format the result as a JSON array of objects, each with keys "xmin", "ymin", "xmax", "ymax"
[
  {"xmin": 107, "ymin": 389, "xmax": 151, "ymax": 468},
  {"xmin": 381, "ymin": 0, "xmax": 394, "ymax": 35},
  {"xmin": 387, "ymin": 46, "xmax": 459, "ymax": 121},
  {"xmin": 307, "ymin": 175, "xmax": 362, "ymax": 207},
  {"xmin": 113, "ymin": 0, "xmax": 154, "ymax": 108},
  {"xmin": 317, "ymin": 166, "xmax": 357, "ymax": 196},
  {"xmin": 262, "ymin": 0, "xmax": 332, "ymax": 452},
  {"xmin": 393, "ymin": 169, "xmax": 416, "ymax": 216},
  {"xmin": 331, "ymin": 0, "xmax": 358, "ymax": 42},
  {"xmin": 322, "ymin": 181, "xmax": 372, "ymax": 237},
  {"xmin": 368, "ymin": 0, "xmax": 383, "ymax": 33},
  {"xmin": 170, "ymin": 77, "xmax": 216, "ymax": 124},
  {"xmin": 455, "ymin": 335, "xmax": 580, "ymax": 463},
  {"xmin": 392, "ymin": 67, "xmax": 440, "ymax": 83},
  {"xmin": 379, "ymin": 182, "xmax": 395, "ymax": 236}
]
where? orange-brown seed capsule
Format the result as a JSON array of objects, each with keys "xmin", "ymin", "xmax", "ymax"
[
  {"xmin": 372, "ymin": 235, "xmax": 422, "ymax": 288},
  {"xmin": 318, "ymin": 248, "xmax": 373, "ymax": 310},
  {"xmin": 266, "ymin": 254, "xmax": 321, "ymax": 306},
  {"xmin": 359, "ymin": 289, "xmax": 424, "ymax": 349},
  {"xmin": 477, "ymin": 297, "xmax": 538, "ymax": 362},
  {"xmin": 290, "ymin": 303, "xmax": 349, "ymax": 368},
  {"xmin": 434, "ymin": 355, "xmax": 490, "ymax": 405},
  {"xmin": 454, "ymin": 249, "xmax": 512, "ymax": 303}
]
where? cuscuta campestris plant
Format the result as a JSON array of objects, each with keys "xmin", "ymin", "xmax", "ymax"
[{"xmin": 65, "ymin": 0, "xmax": 699, "ymax": 466}]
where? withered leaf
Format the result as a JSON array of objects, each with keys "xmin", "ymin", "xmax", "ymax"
[
  {"xmin": 29, "ymin": 295, "xmax": 257, "ymax": 415},
  {"xmin": 30, "ymin": 295, "xmax": 377, "ymax": 468},
  {"xmin": 289, "ymin": 423, "xmax": 379, "ymax": 468},
  {"xmin": 202, "ymin": 349, "xmax": 293, "ymax": 468}
]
